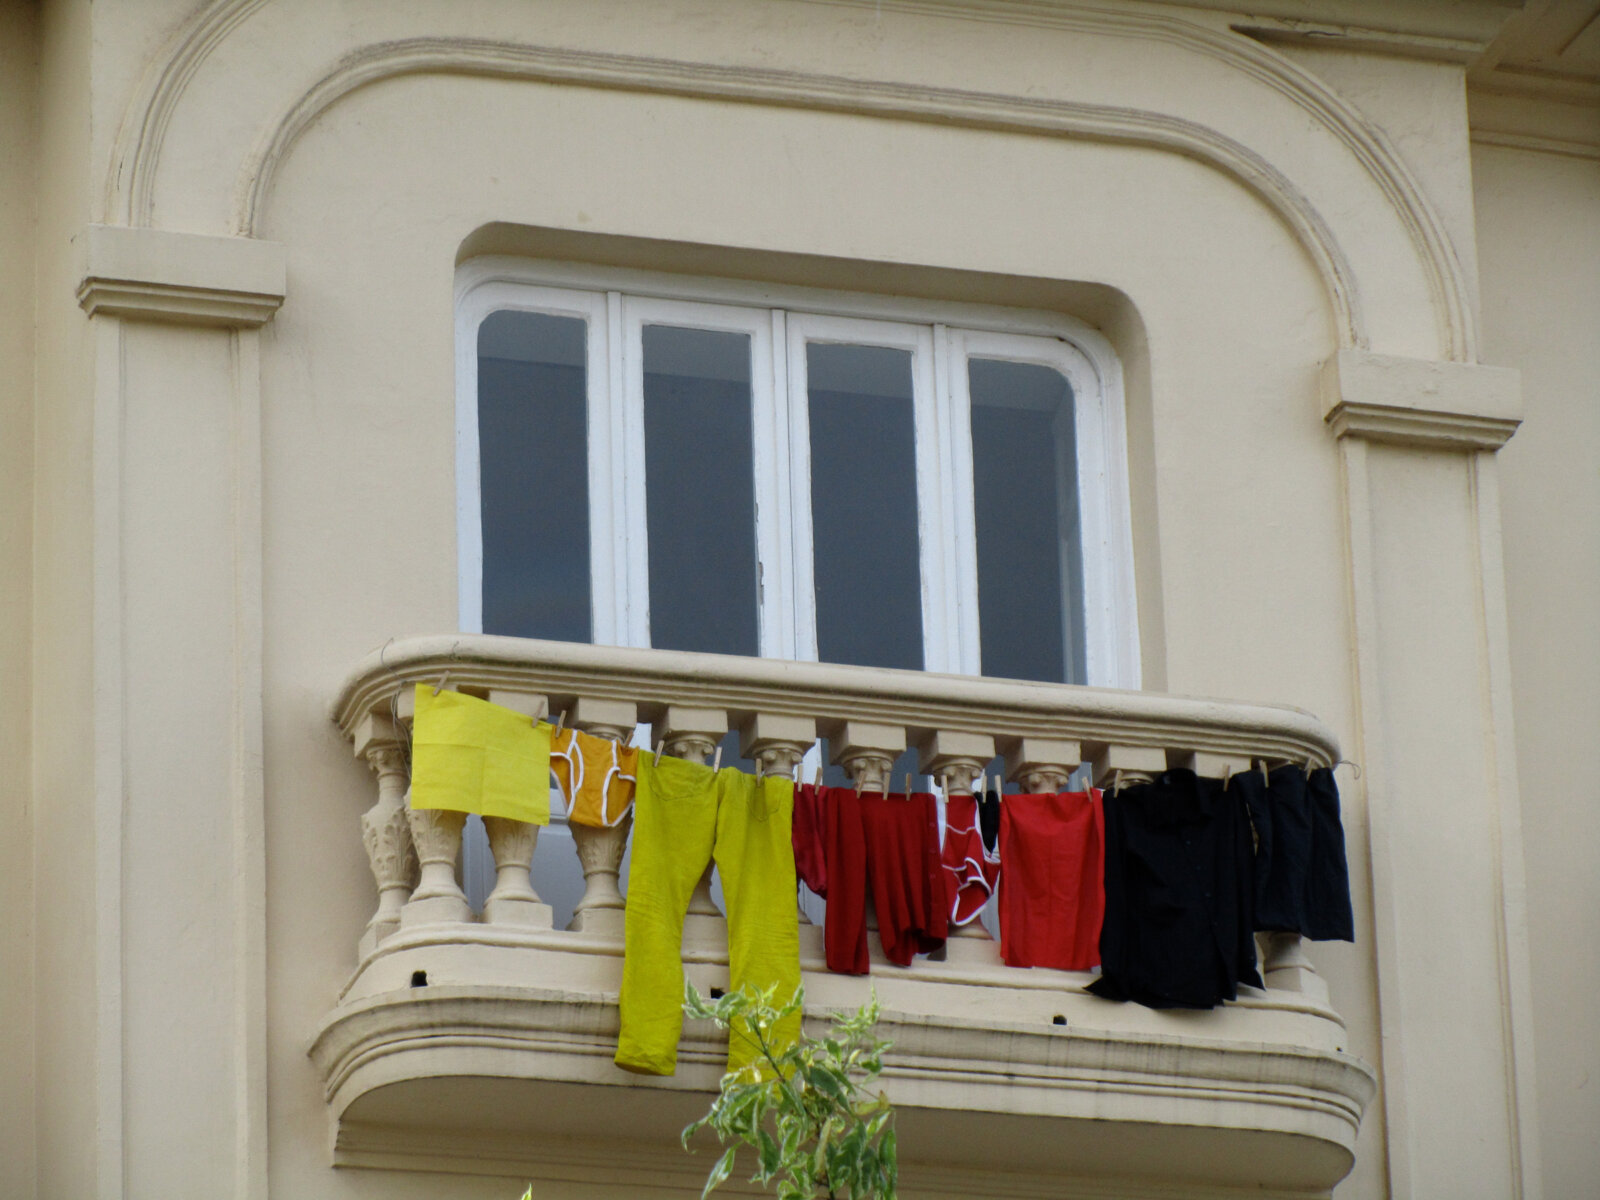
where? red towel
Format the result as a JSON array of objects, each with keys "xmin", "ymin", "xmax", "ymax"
[{"xmin": 998, "ymin": 790, "xmax": 1105, "ymax": 971}]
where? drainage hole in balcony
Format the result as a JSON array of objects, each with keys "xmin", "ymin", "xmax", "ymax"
[
  {"xmin": 410, "ymin": 970, "xmax": 428, "ymax": 988},
  {"xmin": 709, "ymin": 987, "xmax": 726, "ymax": 1000},
  {"xmin": 1051, "ymin": 1014, "xmax": 1067, "ymax": 1026}
]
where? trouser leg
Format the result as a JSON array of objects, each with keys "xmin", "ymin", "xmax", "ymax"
[
  {"xmin": 615, "ymin": 757, "xmax": 717, "ymax": 1075},
  {"xmin": 714, "ymin": 770, "xmax": 802, "ymax": 1074}
]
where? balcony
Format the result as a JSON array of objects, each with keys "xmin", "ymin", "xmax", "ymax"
[{"xmin": 313, "ymin": 636, "xmax": 1374, "ymax": 1194}]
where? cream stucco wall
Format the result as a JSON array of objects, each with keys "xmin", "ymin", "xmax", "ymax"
[
  {"xmin": 1474, "ymin": 137, "xmax": 1600, "ymax": 1200},
  {"xmin": 0, "ymin": 5, "xmax": 38, "ymax": 1199},
  {"xmin": 8, "ymin": 1, "xmax": 1584, "ymax": 1197}
]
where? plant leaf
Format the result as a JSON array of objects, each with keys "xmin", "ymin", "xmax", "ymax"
[{"xmin": 701, "ymin": 1147, "xmax": 737, "ymax": 1200}]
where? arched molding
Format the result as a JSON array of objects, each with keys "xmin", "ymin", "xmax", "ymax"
[
  {"xmin": 106, "ymin": 0, "xmax": 1477, "ymax": 360},
  {"xmin": 104, "ymin": 0, "xmax": 270, "ymax": 231}
]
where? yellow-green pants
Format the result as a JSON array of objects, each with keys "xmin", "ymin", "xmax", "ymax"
[{"xmin": 615, "ymin": 755, "xmax": 800, "ymax": 1076}]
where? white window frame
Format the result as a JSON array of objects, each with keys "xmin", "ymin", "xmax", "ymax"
[{"xmin": 455, "ymin": 257, "xmax": 1141, "ymax": 689}]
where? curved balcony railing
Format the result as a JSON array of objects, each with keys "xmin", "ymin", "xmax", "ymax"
[{"xmin": 315, "ymin": 634, "xmax": 1372, "ymax": 1190}]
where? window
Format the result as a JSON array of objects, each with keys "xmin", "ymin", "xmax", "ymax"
[{"xmin": 458, "ymin": 260, "xmax": 1139, "ymax": 689}]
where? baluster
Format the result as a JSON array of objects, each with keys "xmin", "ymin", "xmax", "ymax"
[
  {"xmin": 477, "ymin": 690, "xmax": 554, "ymax": 927},
  {"xmin": 387, "ymin": 687, "xmax": 471, "ymax": 927},
  {"xmin": 922, "ymin": 732, "xmax": 997, "ymax": 952},
  {"xmin": 657, "ymin": 706, "xmax": 730, "ymax": 938},
  {"xmin": 354, "ymin": 712, "xmax": 418, "ymax": 957},
  {"xmin": 1261, "ymin": 931, "xmax": 1332, "ymax": 1006},
  {"xmin": 402, "ymin": 805, "xmax": 471, "ymax": 927},
  {"xmin": 566, "ymin": 697, "xmax": 638, "ymax": 936},
  {"xmin": 743, "ymin": 714, "xmax": 817, "ymax": 924},
  {"xmin": 830, "ymin": 722, "xmax": 903, "ymax": 937}
]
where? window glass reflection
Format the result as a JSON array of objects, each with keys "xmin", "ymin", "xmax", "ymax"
[
  {"xmin": 478, "ymin": 310, "xmax": 592, "ymax": 642},
  {"xmin": 643, "ymin": 325, "xmax": 761, "ymax": 657},
  {"xmin": 807, "ymin": 342, "xmax": 924, "ymax": 670},
  {"xmin": 968, "ymin": 358, "xmax": 1085, "ymax": 683}
]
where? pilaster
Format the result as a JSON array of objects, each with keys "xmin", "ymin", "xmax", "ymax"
[
  {"xmin": 76, "ymin": 225, "xmax": 284, "ymax": 1200},
  {"xmin": 1327, "ymin": 348, "xmax": 1540, "ymax": 1200}
]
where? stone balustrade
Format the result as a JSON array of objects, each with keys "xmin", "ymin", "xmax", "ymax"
[
  {"xmin": 316, "ymin": 635, "xmax": 1371, "ymax": 1188},
  {"xmin": 334, "ymin": 634, "xmax": 1341, "ymax": 986}
]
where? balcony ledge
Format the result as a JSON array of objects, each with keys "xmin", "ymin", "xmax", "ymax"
[{"xmin": 311, "ymin": 926, "xmax": 1373, "ymax": 1194}]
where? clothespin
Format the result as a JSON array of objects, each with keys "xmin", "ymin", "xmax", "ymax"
[
  {"xmin": 431, "ymin": 672, "xmax": 450, "ymax": 696},
  {"xmin": 653, "ymin": 739, "xmax": 665, "ymax": 767},
  {"xmin": 712, "ymin": 744, "xmax": 723, "ymax": 773},
  {"xmin": 1305, "ymin": 756, "xmax": 1314, "ymax": 776},
  {"xmin": 1113, "ymin": 768, "xmax": 1124, "ymax": 795},
  {"xmin": 554, "ymin": 710, "xmax": 567, "ymax": 737},
  {"xmin": 1260, "ymin": 759, "xmax": 1270, "ymax": 785},
  {"xmin": 854, "ymin": 772, "xmax": 864, "ymax": 797},
  {"xmin": 1222, "ymin": 765, "xmax": 1232, "ymax": 790}
]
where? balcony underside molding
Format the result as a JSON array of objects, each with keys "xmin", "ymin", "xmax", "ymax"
[
  {"xmin": 332, "ymin": 635, "xmax": 1340, "ymax": 766},
  {"xmin": 312, "ymin": 983, "xmax": 1373, "ymax": 1194}
]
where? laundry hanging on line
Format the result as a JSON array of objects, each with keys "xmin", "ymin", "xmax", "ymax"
[{"xmin": 408, "ymin": 683, "xmax": 552, "ymax": 825}]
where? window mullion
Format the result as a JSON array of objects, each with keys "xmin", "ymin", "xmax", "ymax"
[
  {"xmin": 938, "ymin": 324, "xmax": 983, "ymax": 676},
  {"xmin": 753, "ymin": 308, "xmax": 795, "ymax": 659},
  {"xmin": 913, "ymin": 325, "xmax": 958, "ymax": 673},
  {"xmin": 785, "ymin": 314, "xmax": 820, "ymax": 662},
  {"xmin": 615, "ymin": 291, "xmax": 651, "ymax": 649}
]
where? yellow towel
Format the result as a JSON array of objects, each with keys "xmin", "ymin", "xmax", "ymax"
[{"xmin": 409, "ymin": 684, "xmax": 551, "ymax": 825}]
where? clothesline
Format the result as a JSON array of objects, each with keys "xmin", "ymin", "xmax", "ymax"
[{"xmin": 403, "ymin": 682, "xmax": 1355, "ymax": 1076}]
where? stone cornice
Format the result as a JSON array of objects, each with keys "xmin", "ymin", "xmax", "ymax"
[
  {"xmin": 1322, "ymin": 349, "xmax": 1522, "ymax": 450},
  {"xmin": 76, "ymin": 224, "xmax": 285, "ymax": 327}
]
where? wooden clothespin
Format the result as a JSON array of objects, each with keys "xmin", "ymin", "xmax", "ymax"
[
  {"xmin": 653, "ymin": 739, "xmax": 665, "ymax": 767},
  {"xmin": 1222, "ymin": 765, "xmax": 1232, "ymax": 791},
  {"xmin": 902, "ymin": 772, "xmax": 912, "ymax": 799},
  {"xmin": 431, "ymin": 672, "xmax": 450, "ymax": 696},
  {"xmin": 1260, "ymin": 759, "xmax": 1270, "ymax": 785},
  {"xmin": 712, "ymin": 743, "xmax": 723, "ymax": 773},
  {"xmin": 1305, "ymin": 756, "xmax": 1314, "ymax": 776},
  {"xmin": 554, "ymin": 710, "xmax": 567, "ymax": 737}
]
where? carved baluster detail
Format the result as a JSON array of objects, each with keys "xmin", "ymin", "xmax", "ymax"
[
  {"xmin": 354, "ymin": 713, "xmax": 418, "ymax": 957},
  {"xmin": 831, "ymin": 720, "xmax": 903, "ymax": 795},
  {"xmin": 483, "ymin": 817, "xmax": 553, "ymax": 927},
  {"xmin": 658, "ymin": 707, "xmax": 731, "ymax": 934},
  {"xmin": 402, "ymin": 806, "xmax": 470, "ymax": 926},
  {"xmin": 566, "ymin": 698, "xmax": 637, "ymax": 936}
]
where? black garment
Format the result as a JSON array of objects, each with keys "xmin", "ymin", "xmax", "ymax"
[
  {"xmin": 979, "ymin": 784, "xmax": 1001, "ymax": 855},
  {"xmin": 1234, "ymin": 765, "xmax": 1354, "ymax": 942},
  {"xmin": 1089, "ymin": 769, "xmax": 1262, "ymax": 1009}
]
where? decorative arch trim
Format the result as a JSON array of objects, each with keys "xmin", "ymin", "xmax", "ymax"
[{"xmin": 105, "ymin": 0, "xmax": 1477, "ymax": 359}]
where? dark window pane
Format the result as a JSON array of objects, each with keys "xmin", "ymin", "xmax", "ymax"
[
  {"xmin": 642, "ymin": 325, "xmax": 760, "ymax": 657},
  {"xmin": 969, "ymin": 358, "xmax": 1085, "ymax": 683},
  {"xmin": 808, "ymin": 343, "xmax": 923, "ymax": 670},
  {"xmin": 478, "ymin": 310, "xmax": 591, "ymax": 642}
]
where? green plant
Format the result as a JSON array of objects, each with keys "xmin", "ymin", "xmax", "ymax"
[{"xmin": 681, "ymin": 982, "xmax": 898, "ymax": 1200}]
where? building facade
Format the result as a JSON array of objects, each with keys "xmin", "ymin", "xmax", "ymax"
[{"xmin": 1, "ymin": 1, "xmax": 1595, "ymax": 1197}]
